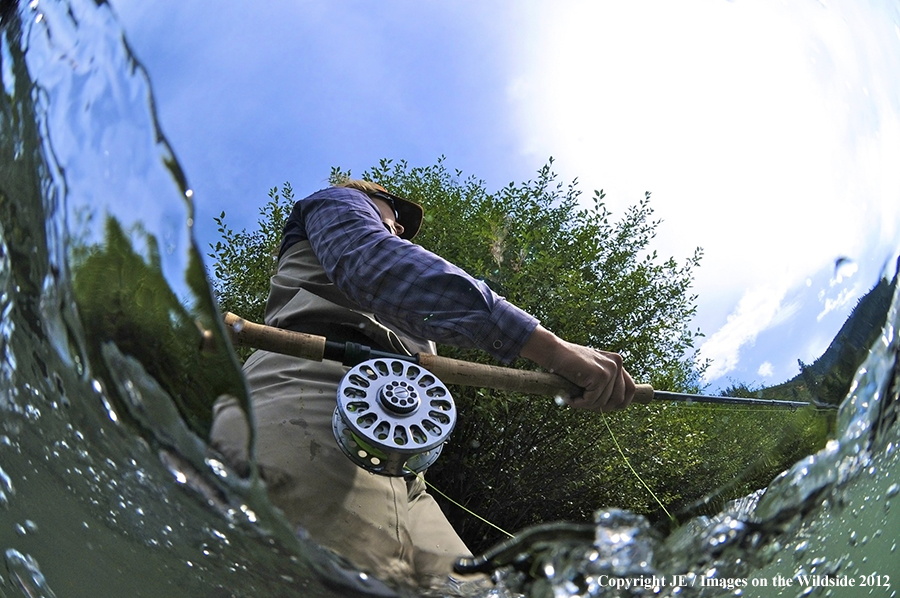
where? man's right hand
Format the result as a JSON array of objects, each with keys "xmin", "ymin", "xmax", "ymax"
[{"xmin": 519, "ymin": 325, "xmax": 636, "ymax": 412}]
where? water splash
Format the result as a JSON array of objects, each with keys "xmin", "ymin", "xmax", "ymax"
[
  {"xmin": 1, "ymin": 1, "xmax": 899, "ymax": 597},
  {"xmin": 0, "ymin": 1, "xmax": 368, "ymax": 596},
  {"xmin": 488, "ymin": 267, "xmax": 899, "ymax": 597},
  {"xmin": 5, "ymin": 549, "xmax": 58, "ymax": 598}
]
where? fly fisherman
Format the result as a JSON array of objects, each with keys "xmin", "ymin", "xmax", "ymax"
[{"xmin": 210, "ymin": 179, "xmax": 637, "ymax": 590}]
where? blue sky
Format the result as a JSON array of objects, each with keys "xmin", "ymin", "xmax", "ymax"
[{"xmin": 109, "ymin": 0, "xmax": 900, "ymax": 391}]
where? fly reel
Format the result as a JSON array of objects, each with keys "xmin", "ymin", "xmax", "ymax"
[{"xmin": 332, "ymin": 358, "xmax": 457, "ymax": 476}]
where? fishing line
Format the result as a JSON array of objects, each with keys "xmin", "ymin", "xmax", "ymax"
[
  {"xmin": 601, "ymin": 413, "xmax": 676, "ymax": 524},
  {"xmin": 602, "ymin": 401, "xmax": 828, "ymax": 523},
  {"xmin": 406, "ymin": 468, "xmax": 516, "ymax": 539},
  {"xmin": 413, "ymin": 411, "xmax": 681, "ymax": 542}
]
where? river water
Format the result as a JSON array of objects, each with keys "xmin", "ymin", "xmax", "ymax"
[{"xmin": 1, "ymin": 1, "xmax": 898, "ymax": 597}]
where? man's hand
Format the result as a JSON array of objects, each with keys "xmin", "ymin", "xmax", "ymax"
[{"xmin": 519, "ymin": 326, "xmax": 636, "ymax": 412}]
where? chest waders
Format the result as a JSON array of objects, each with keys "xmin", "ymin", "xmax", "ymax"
[{"xmin": 227, "ymin": 239, "xmax": 462, "ymax": 480}]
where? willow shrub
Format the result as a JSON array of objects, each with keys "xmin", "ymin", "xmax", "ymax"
[
  {"xmin": 209, "ymin": 158, "xmax": 829, "ymax": 554},
  {"xmin": 330, "ymin": 158, "xmax": 710, "ymax": 549}
]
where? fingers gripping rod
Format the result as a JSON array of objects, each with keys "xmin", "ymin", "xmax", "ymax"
[{"xmin": 219, "ymin": 313, "xmax": 835, "ymax": 410}]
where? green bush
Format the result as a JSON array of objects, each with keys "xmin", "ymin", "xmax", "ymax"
[{"xmin": 208, "ymin": 158, "xmax": 831, "ymax": 553}]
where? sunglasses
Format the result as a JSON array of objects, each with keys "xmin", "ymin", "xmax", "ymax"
[{"xmin": 371, "ymin": 191, "xmax": 401, "ymax": 221}]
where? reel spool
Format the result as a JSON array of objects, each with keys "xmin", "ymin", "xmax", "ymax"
[{"xmin": 332, "ymin": 358, "xmax": 457, "ymax": 476}]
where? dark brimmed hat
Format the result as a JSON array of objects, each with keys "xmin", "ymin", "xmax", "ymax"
[
  {"xmin": 369, "ymin": 189, "xmax": 424, "ymax": 240},
  {"xmin": 335, "ymin": 179, "xmax": 424, "ymax": 240}
]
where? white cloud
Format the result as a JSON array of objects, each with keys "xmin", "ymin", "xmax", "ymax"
[
  {"xmin": 696, "ymin": 283, "xmax": 791, "ymax": 381},
  {"xmin": 830, "ymin": 259, "xmax": 859, "ymax": 286},
  {"xmin": 817, "ymin": 284, "xmax": 859, "ymax": 322},
  {"xmin": 514, "ymin": 1, "xmax": 857, "ymax": 272},
  {"xmin": 758, "ymin": 362, "xmax": 774, "ymax": 378},
  {"xmin": 510, "ymin": 0, "xmax": 900, "ymax": 383}
]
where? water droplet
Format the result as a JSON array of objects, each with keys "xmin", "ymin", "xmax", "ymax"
[
  {"xmin": 0, "ymin": 465, "xmax": 14, "ymax": 498},
  {"xmin": 5, "ymin": 549, "xmax": 57, "ymax": 597},
  {"xmin": 886, "ymin": 483, "xmax": 899, "ymax": 498},
  {"xmin": 239, "ymin": 504, "xmax": 257, "ymax": 523}
]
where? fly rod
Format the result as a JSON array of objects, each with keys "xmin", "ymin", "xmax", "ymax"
[{"xmin": 219, "ymin": 312, "xmax": 836, "ymax": 410}]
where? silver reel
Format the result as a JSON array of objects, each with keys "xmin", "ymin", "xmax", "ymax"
[{"xmin": 332, "ymin": 358, "xmax": 456, "ymax": 476}]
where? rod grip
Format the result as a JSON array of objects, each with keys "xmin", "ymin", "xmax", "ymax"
[
  {"xmin": 416, "ymin": 353, "xmax": 582, "ymax": 397},
  {"xmin": 222, "ymin": 313, "xmax": 656, "ymax": 407},
  {"xmin": 223, "ymin": 312, "xmax": 327, "ymax": 362},
  {"xmin": 416, "ymin": 354, "xmax": 655, "ymax": 407}
]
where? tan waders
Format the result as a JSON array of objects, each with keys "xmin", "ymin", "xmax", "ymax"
[{"xmin": 210, "ymin": 242, "xmax": 478, "ymax": 589}]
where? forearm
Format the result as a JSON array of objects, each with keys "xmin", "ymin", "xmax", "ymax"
[{"xmin": 519, "ymin": 325, "xmax": 567, "ymax": 372}]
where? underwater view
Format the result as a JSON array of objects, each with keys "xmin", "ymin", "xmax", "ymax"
[{"xmin": 1, "ymin": 0, "xmax": 899, "ymax": 597}]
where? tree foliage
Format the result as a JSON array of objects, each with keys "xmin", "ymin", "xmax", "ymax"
[
  {"xmin": 208, "ymin": 158, "xmax": 830, "ymax": 553},
  {"xmin": 72, "ymin": 217, "xmax": 247, "ymax": 440},
  {"xmin": 335, "ymin": 157, "xmax": 705, "ymax": 390},
  {"xmin": 207, "ymin": 183, "xmax": 296, "ymax": 329}
]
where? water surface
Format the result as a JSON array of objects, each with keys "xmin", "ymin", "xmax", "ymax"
[{"xmin": 1, "ymin": 1, "xmax": 898, "ymax": 597}]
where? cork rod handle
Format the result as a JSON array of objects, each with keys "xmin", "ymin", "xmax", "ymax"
[{"xmin": 221, "ymin": 312, "xmax": 654, "ymax": 403}]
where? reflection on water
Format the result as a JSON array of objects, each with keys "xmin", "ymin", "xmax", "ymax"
[{"xmin": 1, "ymin": 0, "xmax": 898, "ymax": 597}]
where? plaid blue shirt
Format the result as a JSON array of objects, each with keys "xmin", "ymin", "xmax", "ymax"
[{"xmin": 279, "ymin": 186, "xmax": 539, "ymax": 363}]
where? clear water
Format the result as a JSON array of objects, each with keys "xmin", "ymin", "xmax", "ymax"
[{"xmin": 1, "ymin": 1, "xmax": 898, "ymax": 597}]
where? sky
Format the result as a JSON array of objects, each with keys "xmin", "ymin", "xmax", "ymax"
[{"xmin": 108, "ymin": 0, "xmax": 900, "ymax": 391}]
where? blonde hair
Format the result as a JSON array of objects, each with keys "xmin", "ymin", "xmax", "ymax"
[{"xmin": 335, "ymin": 178, "xmax": 387, "ymax": 196}]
